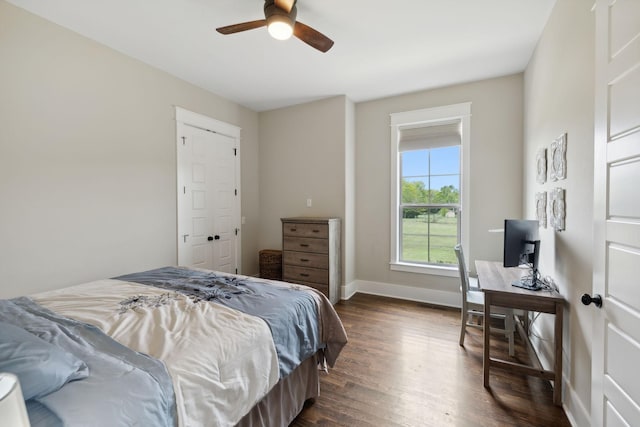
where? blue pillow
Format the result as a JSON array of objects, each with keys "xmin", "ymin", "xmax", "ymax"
[{"xmin": 0, "ymin": 321, "xmax": 89, "ymax": 400}]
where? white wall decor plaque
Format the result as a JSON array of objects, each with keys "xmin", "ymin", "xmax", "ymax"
[
  {"xmin": 536, "ymin": 192, "xmax": 547, "ymax": 228},
  {"xmin": 549, "ymin": 187, "xmax": 565, "ymax": 231},
  {"xmin": 536, "ymin": 148, "xmax": 547, "ymax": 184},
  {"xmin": 549, "ymin": 133, "xmax": 567, "ymax": 181}
]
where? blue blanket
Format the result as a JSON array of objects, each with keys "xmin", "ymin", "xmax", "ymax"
[
  {"xmin": 115, "ymin": 266, "xmax": 323, "ymax": 378},
  {"xmin": 0, "ymin": 298, "xmax": 176, "ymax": 427}
]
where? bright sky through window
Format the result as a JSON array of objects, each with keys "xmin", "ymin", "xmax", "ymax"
[{"xmin": 402, "ymin": 146, "xmax": 460, "ymax": 197}]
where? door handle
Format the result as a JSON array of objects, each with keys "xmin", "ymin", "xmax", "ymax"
[
  {"xmin": 208, "ymin": 235, "xmax": 221, "ymax": 241},
  {"xmin": 581, "ymin": 293, "xmax": 602, "ymax": 308}
]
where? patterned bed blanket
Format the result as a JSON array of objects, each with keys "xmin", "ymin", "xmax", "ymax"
[
  {"xmin": 30, "ymin": 267, "xmax": 347, "ymax": 427},
  {"xmin": 115, "ymin": 267, "xmax": 322, "ymax": 378}
]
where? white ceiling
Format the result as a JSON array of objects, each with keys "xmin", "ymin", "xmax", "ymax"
[{"xmin": 7, "ymin": 0, "xmax": 556, "ymax": 112}]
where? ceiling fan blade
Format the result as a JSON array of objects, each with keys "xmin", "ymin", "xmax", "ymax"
[
  {"xmin": 293, "ymin": 21, "xmax": 334, "ymax": 52},
  {"xmin": 274, "ymin": 0, "xmax": 296, "ymax": 13},
  {"xmin": 216, "ymin": 19, "xmax": 267, "ymax": 35}
]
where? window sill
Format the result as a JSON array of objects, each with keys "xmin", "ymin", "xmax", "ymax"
[{"xmin": 389, "ymin": 262, "xmax": 459, "ymax": 277}]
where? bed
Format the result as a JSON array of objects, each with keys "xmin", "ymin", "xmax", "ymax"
[{"xmin": 0, "ymin": 266, "xmax": 348, "ymax": 426}]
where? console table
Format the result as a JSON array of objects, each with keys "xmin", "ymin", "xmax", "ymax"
[{"xmin": 475, "ymin": 260, "xmax": 564, "ymax": 406}]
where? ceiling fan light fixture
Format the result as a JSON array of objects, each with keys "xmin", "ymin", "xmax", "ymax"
[
  {"xmin": 267, "ymin": 16, "xmax": 293, "ymax": 40},
  {"xmin": 218, "ymin": 0, "xmax": 333, "ymax": 52}
]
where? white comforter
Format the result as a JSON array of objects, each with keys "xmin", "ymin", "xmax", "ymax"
[{"xmin": 33, "ymin": 279, "xmax": 279, "ymax": 427}]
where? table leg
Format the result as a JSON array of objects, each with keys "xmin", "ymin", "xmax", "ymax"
[
  {"xmin": 553, "ymin": 301, "xmax": 563, "ymax": 405},
  {"xmin": 483, "ymin": 293, "xmax": 491, "ymax": 388}
]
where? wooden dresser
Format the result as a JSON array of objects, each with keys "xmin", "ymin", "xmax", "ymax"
[{"xmin": 281, "ymin": 217, "xmax": 341, "ymax": 304}]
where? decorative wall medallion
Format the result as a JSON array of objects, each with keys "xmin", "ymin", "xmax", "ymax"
[
  {"xmin": 536, "ymin": 148, "xmax": 547, "ymax": 184},
  {"xmin": 549, "ymin": 133, "xmax": 567, "ymax": 181},
  {"xmin": 536, "ymin": 192, "xmax": 547, "ymax": 228},
  {"xmin": 549, "ymin": 188, "xmax": 565, "ymax": 231}
]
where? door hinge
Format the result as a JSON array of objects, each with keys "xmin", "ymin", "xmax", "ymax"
[
  {"xmin": 181, "ymin": 136, "xmax": 186, "ymax": 145},
  {"xmin": 235, "ymin": 268, "xmax": 238, "ymax": 274},
  {"xmin": 234, "ymin": 189, "xmax": 237, "ymax": 196},
  {"xmin": 183, "ymin": 186, "xmax": 186, "ymax": 194},
  {"xmin": 235, "ymin": 228, "xmax": 239, "ymax": 236}
]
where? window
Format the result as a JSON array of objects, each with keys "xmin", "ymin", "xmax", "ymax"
[
  {"xmin": 390, "ymin": 103, "xmax": 471, "ymax": 276},
  {"xmin": 401, "ymin": 144, "xmax": 460, "ymax": 264}
]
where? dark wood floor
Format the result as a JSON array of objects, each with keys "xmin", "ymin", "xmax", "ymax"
[{"xmin": 291, "ymin": 293, "xmax": 571, "ymax": 427}]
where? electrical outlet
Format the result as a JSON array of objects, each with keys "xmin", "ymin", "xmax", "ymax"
[{"xmin": 306, "ymin": 198, "xmax": 312, "ymax": 208}]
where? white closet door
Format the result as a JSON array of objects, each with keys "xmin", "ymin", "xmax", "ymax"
[{"xmin": 176, "ymin": 111, "xmax": 240, "ymax": 274}]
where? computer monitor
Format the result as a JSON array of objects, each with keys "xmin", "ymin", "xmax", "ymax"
[{"xmin": 503, "ymin": 219, "xmax": 541, "ymax": 290}]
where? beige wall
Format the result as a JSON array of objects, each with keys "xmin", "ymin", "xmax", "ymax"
[
  {"xmin": 355, "ymin": 75, "xmax": 524, "ymax": 293},
  {"xmin": 0, "ymin": 1, "xmax": 260, "ymax": 297},
  {"xmin": 523, "ymin": 0, "xmax": 594, "ymax": 424},
  {"xmin": 257, "ymin": 96, "xmax": 349, "ymax": 279}
]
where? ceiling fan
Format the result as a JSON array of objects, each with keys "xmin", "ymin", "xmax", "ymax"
[{"xmin": 216, "ymin": 0, "xmax": 334, "ymax": 53}]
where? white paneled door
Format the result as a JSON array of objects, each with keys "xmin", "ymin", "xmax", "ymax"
[
  {"xmin": 591, "ymin": 1, "xmax": 640, "ymax": 426},
  {"xmin": 176, "ymin": 109, "xmax": 240, "ymax": 275}
]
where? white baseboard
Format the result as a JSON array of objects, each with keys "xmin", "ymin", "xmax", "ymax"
[
  {"xmin": 562, "ymin": 378, "xmax": 591, "ymax": 427},
  {"xmin": 529, "ymin": 320, "xmax": 590, "ymax": 426},
  {"xmin": 341, "ymin": 279, "xmax": 460, "ymax": 308},
  {"xmin": 342, "ymin": 280, "xmax": 358, "ymax": 300}
]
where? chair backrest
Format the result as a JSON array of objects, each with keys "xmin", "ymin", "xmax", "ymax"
[{"xmin": 454, "ymin": 244, "xmax": 471, "ymax": 294}]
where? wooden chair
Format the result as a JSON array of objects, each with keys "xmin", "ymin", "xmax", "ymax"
[{"xmin": 455, "ymin": 244, "xmax": 515, "ymax": 356}]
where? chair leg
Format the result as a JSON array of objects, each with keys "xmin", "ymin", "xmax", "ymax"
[{"xmin": 459, "ymin": 308, "xmax": 467, "ymax": 346}]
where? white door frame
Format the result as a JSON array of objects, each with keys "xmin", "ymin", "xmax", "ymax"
[{"xmin": 175, "ymin": 106, "xmax": 242, "ymax": 273}]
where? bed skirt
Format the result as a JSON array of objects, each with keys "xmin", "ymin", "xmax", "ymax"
[{"xmin": 236, "ymin": 353, "xmax": 320, "ymax": 426}]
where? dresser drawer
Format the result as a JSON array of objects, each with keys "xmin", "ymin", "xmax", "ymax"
[
  {"xmin": 283, "ymin": 236, "xmax": 328, "ymax": 254},
  {"xmin": 282, "ymin": 222, "xmax": 329, "ymax": 238},
  {"xmin": 283, "ymin": 265, "xmax": 329, "ymax": 285},
  {"xmin": 283, "ymin": 251, "xmax": 329, "ymax": 269}
]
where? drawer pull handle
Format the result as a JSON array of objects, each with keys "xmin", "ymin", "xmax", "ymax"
[
  {"xmin": 312, "ymin": 229, "xmax": 320, "ymax": 233},
  {"xmin": 300, "ymin": 273, "xmax": 310, "ymax": 277},
  {"xmin": 300, "ymin": 258, "xmax": 309, "ymax": 262},
  {"xmin": 290, "ymin": 228, "xmax": 297, "ymax": 232},
  {"xmin": 300, "ymin": 244, "xmax": 309, "ymax": 247}
]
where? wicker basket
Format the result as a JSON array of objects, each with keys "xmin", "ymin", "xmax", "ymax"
[{"xmin": 259, "ymin": 249, "xmax": 282, "ymax": 280}]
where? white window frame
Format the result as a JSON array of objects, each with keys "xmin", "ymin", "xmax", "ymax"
[{"xmin": 389, "ymin": 102, "xmax": 471, "ymax": 277}]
